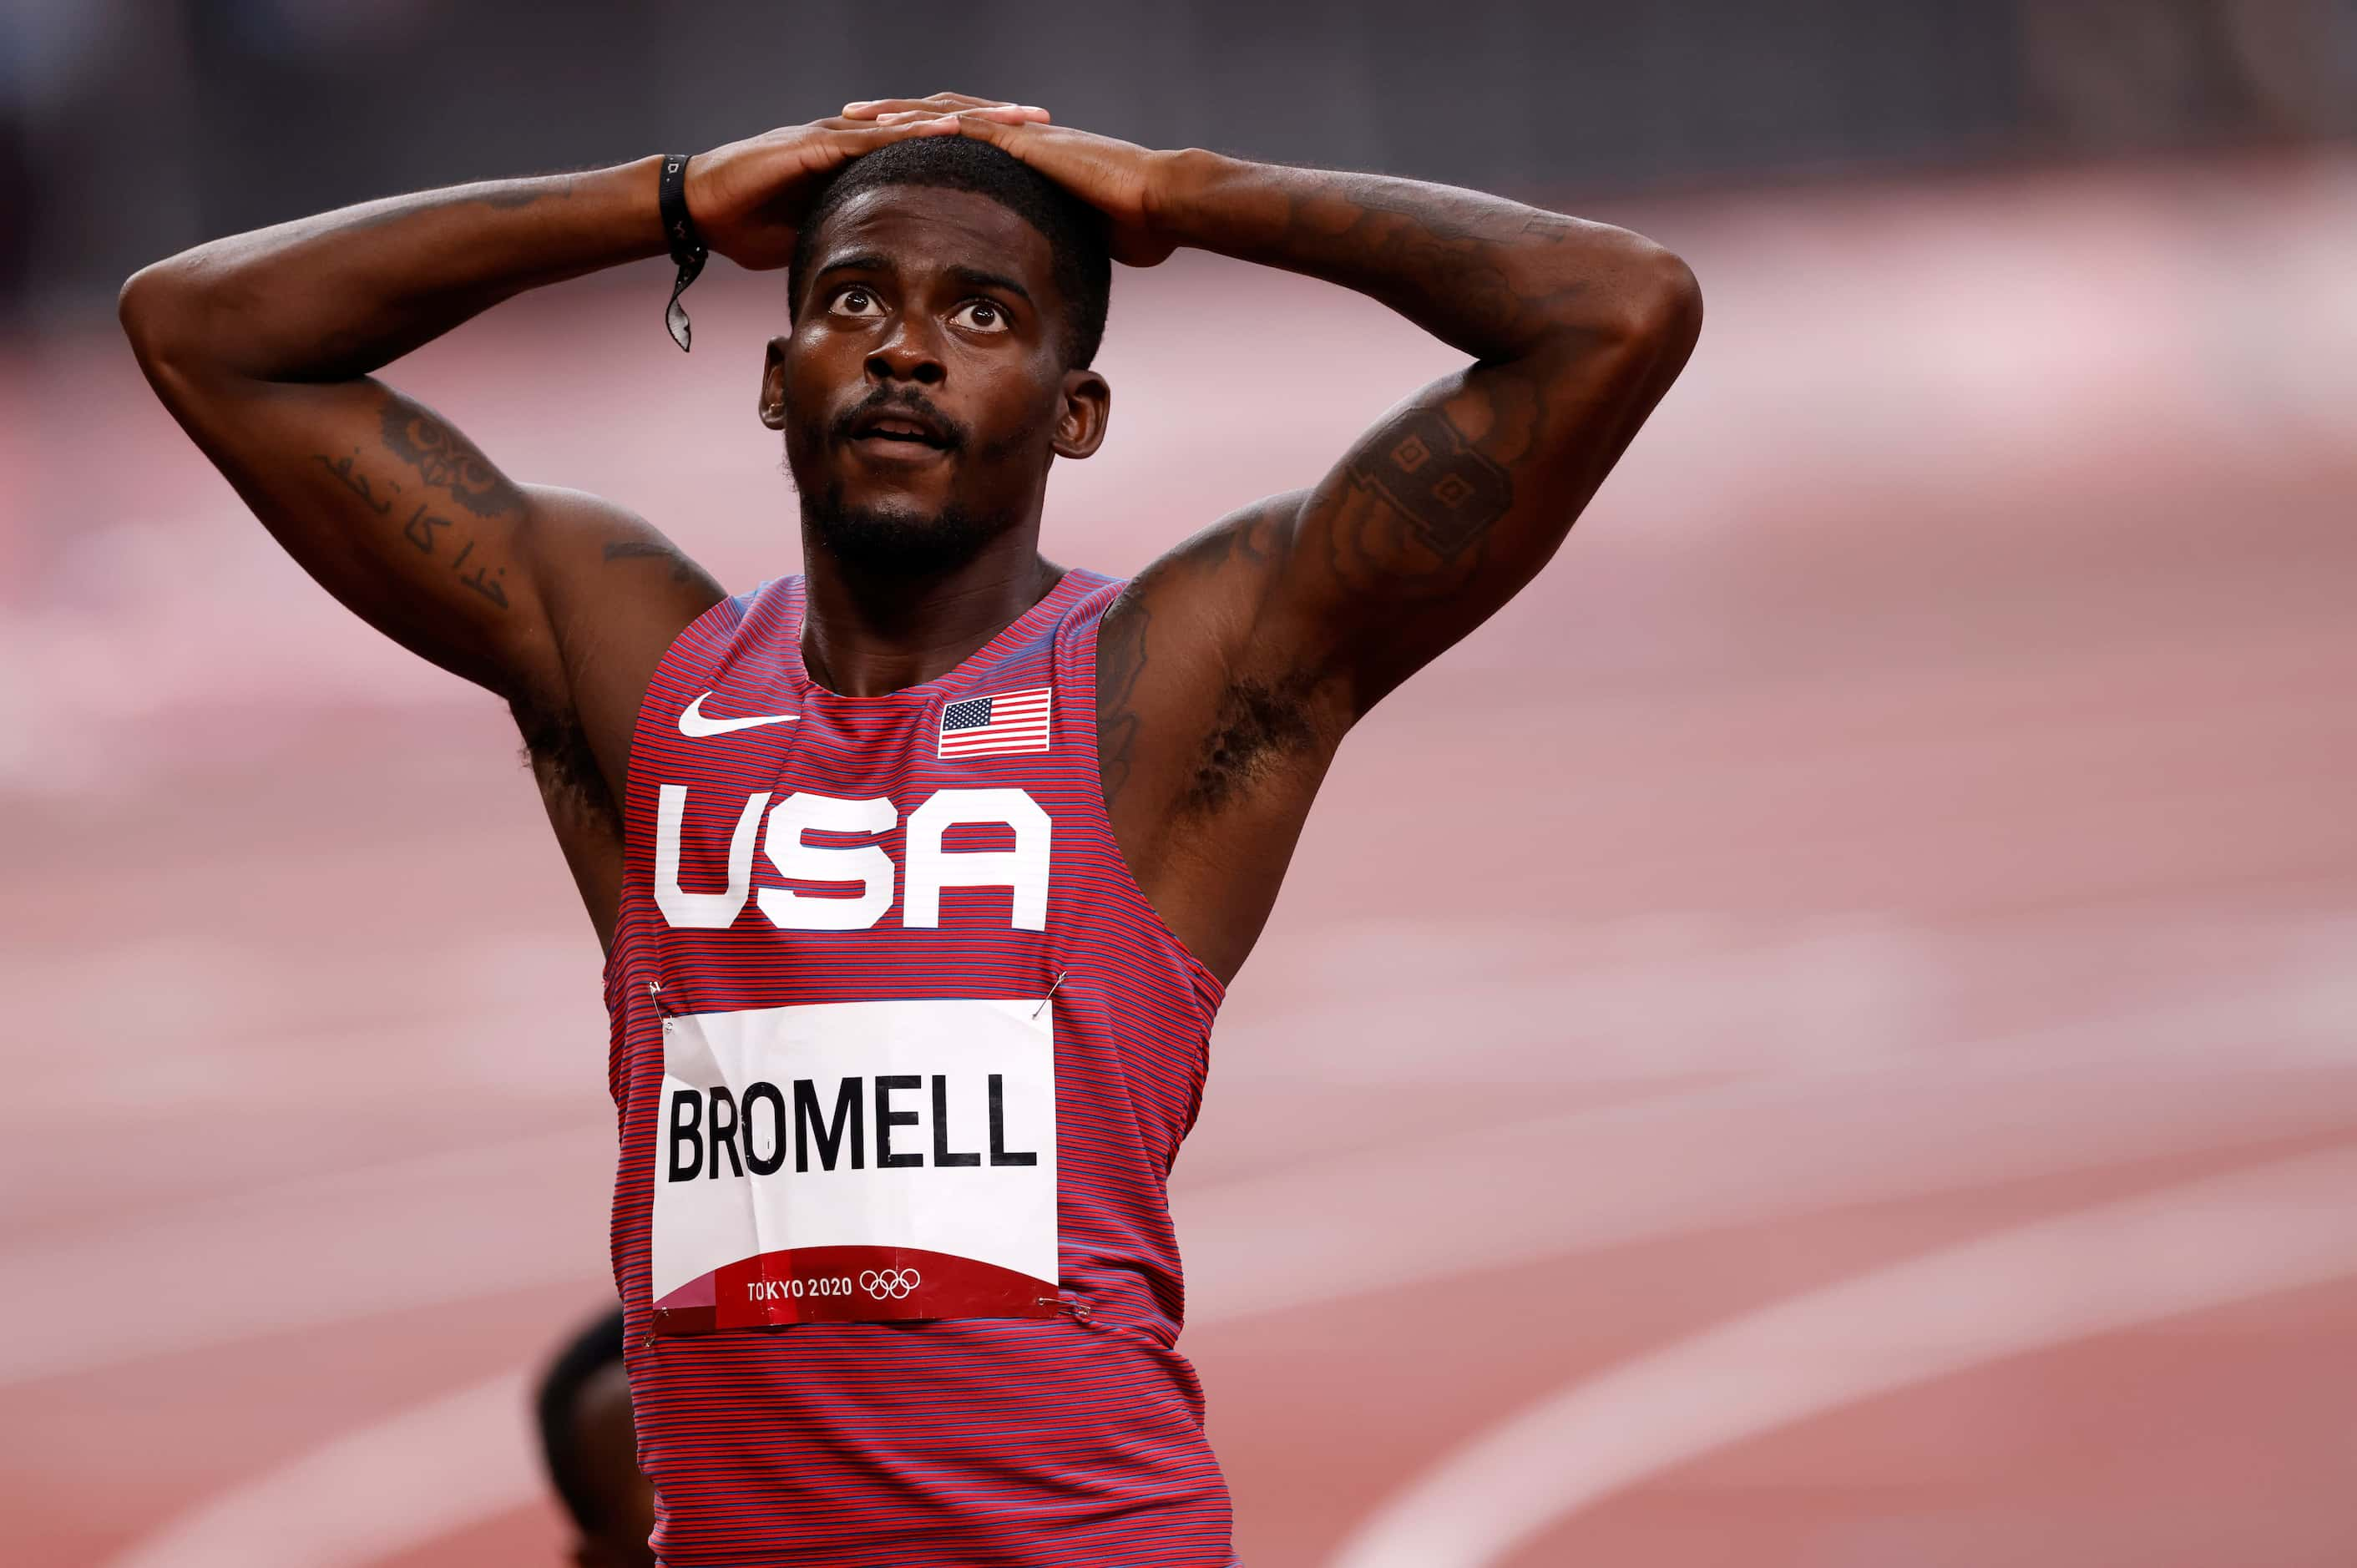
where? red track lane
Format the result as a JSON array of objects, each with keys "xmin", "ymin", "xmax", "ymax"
[{"xmin": 4, "ymin": 155, "xmax": 2354, "ymax": 1565}]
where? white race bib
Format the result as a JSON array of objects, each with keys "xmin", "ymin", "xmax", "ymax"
[{"xmin": 649, "ymin": 996, "xmax": 1060, "ymax": 1332}]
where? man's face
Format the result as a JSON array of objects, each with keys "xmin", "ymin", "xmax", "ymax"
[{"xmin": 765, "ymin": 185, "xmax": 1107, "ymax": 571}]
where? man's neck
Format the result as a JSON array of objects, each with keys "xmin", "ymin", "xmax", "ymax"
[{"xmin": 798, "ymin": 529, "xmax": 1065, "ymax": 697}]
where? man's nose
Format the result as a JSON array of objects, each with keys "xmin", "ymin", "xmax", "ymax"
[{"xmin": 864, "ymin": 317, "xmax": 944, "ymax": 386}]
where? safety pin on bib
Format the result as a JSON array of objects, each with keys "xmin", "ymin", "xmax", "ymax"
[{"xmin": 1032, "ymin": 971, "xmax": 1066, "ymax": 1019}]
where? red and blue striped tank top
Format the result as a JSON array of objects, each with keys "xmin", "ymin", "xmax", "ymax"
[{"xmin": 602, "ymin": 568, "xmax": 1237, "ymax": 1565}]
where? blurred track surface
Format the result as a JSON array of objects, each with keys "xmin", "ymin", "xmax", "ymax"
[{"xmin": 4, "ymin": 156, "xmax": 2354, "ymax": 1566}]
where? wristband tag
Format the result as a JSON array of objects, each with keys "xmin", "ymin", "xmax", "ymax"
[
  {"xmin": 665, "ymin": 248, "xmax": 706, "ymax": 353},
  {"xmin": 659, "ymin": 154, "xmax": 707, "ymax": 352}
]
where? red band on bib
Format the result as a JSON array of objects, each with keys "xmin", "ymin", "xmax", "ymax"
[{"xmin": 653, "ymin": 1244, "xmax": 1060, "ymax": 1333}]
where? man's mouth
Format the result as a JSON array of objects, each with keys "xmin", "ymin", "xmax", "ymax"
[{"xmin": 842, "ymin": 402, "xmax": 957, "ymax": 452}]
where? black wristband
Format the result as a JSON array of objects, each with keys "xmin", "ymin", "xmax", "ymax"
[{"xmin": 658, "ymin": 154, "xmax": 707, "ymax": 352}]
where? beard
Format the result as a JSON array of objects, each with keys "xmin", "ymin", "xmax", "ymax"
[
  {"xmin": 788, "ymin": 387, "xmax": 1029, "ymax": 577},
  {"xmin": 800, "ymin": 481, "xmax": 1022, "ymax": 578}
]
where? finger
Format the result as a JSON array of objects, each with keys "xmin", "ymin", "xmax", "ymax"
[
  {"xmin": 862, "ymin": 92, "xmax": 1009, "ymax": 113},
  {"xmin": 847, "ymin": 102, "xmax": 1043, "ymax": 125},
  {"xmin": 844, "ymin": 95, "xmax": 1046, "ymax": 123},
  {"xmin": 949, "ymin": 112, "xmax": 1034, "ymax": 147},
  {"xmin": 841, "ymin": 96, "xmax": 984, "ymax": 119},
  {"xmin": 825, "ymin": 117, "xmax": 961, "ymax": 154},
  {"xmin": 817, "ymin": 109, "xmax": 939, "ymax": 130},
  {"xmin": 924, "ymin": 91, "xmax": 1050, "ymax": 121}
]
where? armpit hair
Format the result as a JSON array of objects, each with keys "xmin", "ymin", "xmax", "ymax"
[
  {"xmin": 507, "ymin": 692, "xmax": 620, "ymax": 834},
  {"xmin": 1180, "ymin": 674, "xmax": 1326, "ymax": 817}
]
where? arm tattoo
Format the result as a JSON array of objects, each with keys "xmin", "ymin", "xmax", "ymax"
[
  {"xmin": 1095, "ymin": 594, "xmax": 1151, "ymax": 810},
  {"xmin": 457, "ymin": 558, "xmax": 510, "ymax": 608},
  {"xmin": 400, "ymin": 501, "xmax": 450, "ymax": 553},
  {"xmin": 313, "ymin": 448, "xmax": 397, "ymax": 514},
  {"xmin": 377, "ymin": 399, "xmax": 514, "ymax": 606},
  {"xmin": 304, "ymin": 396, "xmax": 521, "ymax": 613},
  {"xmin": 1287, "ymin": 178, "xmax": 1589, "ymax": 358},
  {"xmin": 1095, "ymin": 508, "xmax": 1311, "ymax": 825},
  {"xmin": 1344, "ymin": 402, "xmax": 1515, "ymax": 559},
  {"xmin": 604, "ymin": 537, "xmax": 711, "ymax": 588},
  {"xmin": 1166, "ymin": 508, "xmax": 1283, "ymax": 576},
  {"xmin": 381, "ymin": 402, "xmax": 513, "ymax": 518},
  {"xmin": 324, "ymin": 178, "xmax": 579, "ymax": 240}
]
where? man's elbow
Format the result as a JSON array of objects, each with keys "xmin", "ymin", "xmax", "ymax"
[
  {"xmin": 1539, "ymin": 239, "xmax": 1700, "ymax": 397},
  {"xmin": 1596, "ymin": 240, "xmax": 1702, "ymax": 358},
  {"xmin": 118, "ymin": 251, "xmax": 230, "ymax": 374},
  {"xmin": 118, "ymin": 259, "xmax": 188, "ymax": 367},
  {"xmin": 1640, "ymin": 245, "xmax": 1703, "ymax": 350}
]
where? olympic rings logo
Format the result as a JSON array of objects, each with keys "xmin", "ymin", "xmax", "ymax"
[{"xmin": 860, "ymin": 1267, "xmax": 923, "ymax": 1300}]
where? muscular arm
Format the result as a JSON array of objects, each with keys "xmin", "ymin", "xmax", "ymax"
[
  {"xmin": 119, "ymin": 158, "xmax": 721, "ymax": 718},
  {"xmin": 1100, "ymin": 154, "xmax": 1700, "ymax": 980},
  {"xmin": 119, "ymin": 159, "xmax": 730, "ymax": 947},
  {"xmin": 1163, "ymin": 157, "xmax": 1698, "ymax": 694},
  {"xmin": 119, "ymin": 113, "xmax": 1019, "ymax": 948}
]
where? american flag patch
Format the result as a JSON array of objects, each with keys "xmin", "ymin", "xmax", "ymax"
[{"xmin": 938, "ymin": 687, "xmax": 1053, "ymax": 759}]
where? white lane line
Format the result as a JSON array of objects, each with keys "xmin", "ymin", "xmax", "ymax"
[
  {"xmin": 86, "ymin": 997, "xmax": 2357, "ymax": 1564},
  {"xmin": 18, "ymin": 948, "xmax": 2349, "ymax": 1389},
  {"xmin": 24, "ymin": 1041, "xmax": 2334, "ymax": 1393},
  {"xmin": 1326, "ymin": 1143, "xmax": 2357, "ymax": 1568},
  {"xmin": 1175, "ymin": 1048, "xmax": 2357, "ymax": 1328},
  {"xmin": 106, "ymin": 1112, "xmax": 2357, "ymax": 1568},
  {"xmin": 109, "ymin": 1371, "xmax": 534, "ymax": 1568},
  {"xmin": 1, "ymin": 1128, "xmax": 611, "ymax": 1388}
]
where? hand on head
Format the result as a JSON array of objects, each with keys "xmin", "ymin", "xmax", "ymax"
[
  {"xmin": 837, "ymin": 94, "xmax": 1179, "ymax": 268},
  {"xmin": 684, "ymin": 95, "xmax": 1045, "ymax": 270}
]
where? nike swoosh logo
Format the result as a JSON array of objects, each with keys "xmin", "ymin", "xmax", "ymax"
[{"xmin": 678, "ymin": 691, "xmax": 799, "ymax": 738}]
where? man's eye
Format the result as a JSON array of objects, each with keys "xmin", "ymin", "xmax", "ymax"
[
  {"xmin": 831, "ymin": 287, "xmax": 883, "ymax": 317},
  {"xmin": 953, "ymin": 300, "xmax": 1008, "ymax": 333}
]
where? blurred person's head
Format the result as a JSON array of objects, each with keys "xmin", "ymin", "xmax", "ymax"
[
  {"xmin": 536, "ymin": 1307, "xmax": 655, "ymax": 1568},
  {"xmin": 768, "ymin": 136, "xmax": 1114, "ymax": 577}
]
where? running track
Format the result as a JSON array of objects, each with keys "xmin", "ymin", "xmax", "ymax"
[{"xmin": 4, "ymin": 155, "xmax": 2354, "ymax": 1565}]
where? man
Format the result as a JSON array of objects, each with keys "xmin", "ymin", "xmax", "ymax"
[
  {"xmin": 122, "ymin": 93, "xmax": 1698, "ymax": 1565},
  {"xmin": 537, "ymin": 1306, "xmax": 658, "ymax": 1568}
]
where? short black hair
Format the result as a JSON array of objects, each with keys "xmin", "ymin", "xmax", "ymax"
[
  {"xmin": 787, "ymin": 137, "xmax": 1111, "ymax": 368},
  {"xmin": 535, "ymin": 1305, "xmax": 625, "ymax": 1534}
]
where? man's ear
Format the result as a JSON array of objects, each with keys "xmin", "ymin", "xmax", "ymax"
[
  {"xmin": 760, "ymin": 336, "xmax": 791, "ymax": 431},
  {"xmin": 1052, "ymin": 369, "xmax": 1110, "ymax": 459}
]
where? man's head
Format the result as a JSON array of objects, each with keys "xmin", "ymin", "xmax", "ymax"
[
  {"xmin": 763, "ymin": 137, "xmax": 1114, "ymax": 577},
  {"xmin": 536, "ymin": 1308, "xmax": 655, "ymax": 1568}
]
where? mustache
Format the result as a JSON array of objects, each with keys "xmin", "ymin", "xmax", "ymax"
[{"xmin": 828, "ymin": 388, "xmax": 967, "ymax": 453}]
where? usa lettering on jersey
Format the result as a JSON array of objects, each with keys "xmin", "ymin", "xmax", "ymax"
[{"xmin": 654, "ymin": 785, "xmax": 1050, "ymax": 932}]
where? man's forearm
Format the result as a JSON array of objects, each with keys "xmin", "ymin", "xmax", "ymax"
[
  {"xmin": 120, "ymin": 157, "xmax": 669, "ymax": 382},
  {"xmin": 1149, "ymin": 150, "xmax": 1682, "ymax": 364}
]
